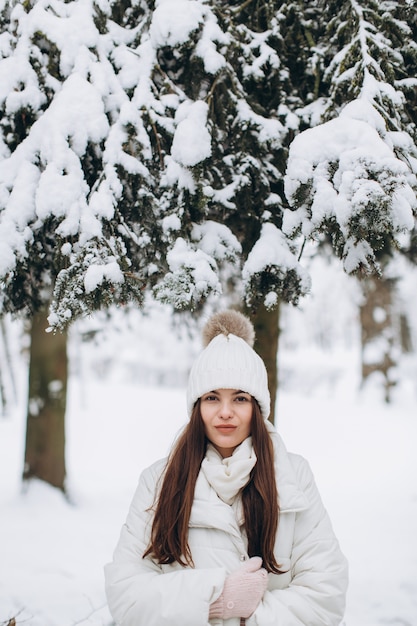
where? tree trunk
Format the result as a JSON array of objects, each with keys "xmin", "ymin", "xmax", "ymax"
[
  {"xmin": 359, "ymin": 274, "xmax": 398, "ymax": 403},
  {"xmin": 23, "ymin": 307, "xmax": 68, "ymax": 491},
  {"xmin": 247, "ymin": 303, "xmax": 280, "ymax": 424},
  {"xmin": 0, "ymin": 316, "xmax": 17, "ymax": 416}
]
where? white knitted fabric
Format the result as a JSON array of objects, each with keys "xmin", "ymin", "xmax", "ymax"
[
  {"xmin": 186, "ymin": 333, "xmax": 270, "ymax": 419},
  {"xmin": 201, "ymin": 438, "xmax": 257, "ymax": 505}
]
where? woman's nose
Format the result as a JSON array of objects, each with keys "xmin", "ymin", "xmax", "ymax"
[{"xmin": 219, "ymin": 401, "xmax": 234, "ymax": 419}]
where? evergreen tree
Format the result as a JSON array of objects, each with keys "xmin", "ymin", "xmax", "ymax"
[
  {"xmin": 1, "ymin": 0, "xmax": 416, "ymax": 487},
  {"xmin": 284, "ymin": 0, "xmax": 417, "ymax": 272},
  {"xmin": 282, "ymin": 0, "xmax": 417, "ymax": 398},
  {"xmin": 1, "ymin": 0, "xmax": 311, "ymax": 331},
  {"xmin": 0, "ymin": 0, "xmax": 307, "ymax": 486}
]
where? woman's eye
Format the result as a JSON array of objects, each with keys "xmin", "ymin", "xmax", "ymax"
[{"xmin": 236, "ymin": 395, "xmax": 250, "ymax": 402}]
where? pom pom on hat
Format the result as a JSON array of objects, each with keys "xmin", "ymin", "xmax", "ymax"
[
  {"xmin": 202, "ymin": 310, "xmax": 255, "ymax": 348},
  {"xmin": 186, "ymin": 310, "xmax": 270, "ymax": 419}
]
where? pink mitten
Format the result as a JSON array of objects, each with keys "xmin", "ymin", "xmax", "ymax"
[{"xmin": 209, "ymin": 556, "xmax": 268, "ymax": 620}]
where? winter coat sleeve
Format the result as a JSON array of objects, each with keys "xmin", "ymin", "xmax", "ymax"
[
  {"xmin": 104, "ymin": 462, "xmax": 226, "ymax": 626},
  {"xmin": 249, "ymin": 456, "xmax": 348, "ymax": 626}
]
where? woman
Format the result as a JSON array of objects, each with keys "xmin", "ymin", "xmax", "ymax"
[{"xmin": 105, "ymin": 310, "xmax": 348, "ymax": 625}]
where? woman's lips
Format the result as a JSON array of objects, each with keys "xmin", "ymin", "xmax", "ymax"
[{"xmin": 215, "ymin": 425, "xmax": 237, "ymax": 432}]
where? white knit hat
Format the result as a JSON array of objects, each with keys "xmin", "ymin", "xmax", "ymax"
[{"xmin": 186, "ymin": 310, "xmax": 270, "ymax": 419}]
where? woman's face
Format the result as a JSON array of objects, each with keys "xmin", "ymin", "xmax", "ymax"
[{"xmin": 200, "ymin": 388, "xmax": 253, "ymax": 458}]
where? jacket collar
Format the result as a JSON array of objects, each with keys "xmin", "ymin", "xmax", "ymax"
[{"xmin": 266, "ymin": 422, "xmax": 309, "ymax": 513}]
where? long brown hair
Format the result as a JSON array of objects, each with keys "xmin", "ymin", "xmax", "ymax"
[{"xmin": 143, "ymin": 399, "xmax": 282, "ymax": 573}]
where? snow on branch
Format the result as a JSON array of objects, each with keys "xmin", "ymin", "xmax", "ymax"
[
  {"xmin": 154, "ymin": 221, "xmax": 241, "ymax": 310},
  {"xmin": 47, "ymin": 238, "xmax": 143, "ymax": 332},
  {"xmin": 153, "ymin": 237, "xmax": 222, "ymax": 309},
  {"xmin": 0, "ymin": 71, "xmax": 110, "ymax": 277},
  {"xmin": 324, "ymin": 0, "xmax": 414, "ymax": 136},
  {"xmin": 150, "ymin": 0, "xmax": 228, "ymax": 74},
  {"xmin": 191, "ymin": 221, "xmax": 242, "ymax": 261},
  {"xmin": 242, "ymin": 223, "xmax": 311, "ymax": 308},
  {"xmin": 283, "ymin": 100, "xmax": 417, "ymax": 274},
  {"xmin": 171, "ymin": 101, "xmax": 212, "ymax": 167}
]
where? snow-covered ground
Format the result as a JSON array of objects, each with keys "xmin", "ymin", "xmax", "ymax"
[{"xmin": 1, "ymin": 284, "xmax": 417, "ymax": 626}]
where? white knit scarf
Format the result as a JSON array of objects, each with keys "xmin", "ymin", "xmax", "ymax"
[{"xmin": 201, "ymin": 437, "xmax": 257, "ymax": 505}]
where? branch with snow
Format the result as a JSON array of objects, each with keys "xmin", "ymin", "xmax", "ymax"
[
  {"xmin": 171, "ymin": 101, "xmax": 212, "ymax": 167},
  {"xmin": 153, "ymin": 237, "xmax": 221, "ymax": 309},
  {"xmin": 47, "ymin": 238, "xmax": 145, "ymax": 331},
  {"xmin": 283, "ymin": 100, "xmax": 417, "ymax": 274},
  {"xmin": 243, "ymin": 223, "xmax": 311, "ymax": 308},
  {"xmin": 154, "ymin": 222, "xmax": 241, "ymax": 310}
]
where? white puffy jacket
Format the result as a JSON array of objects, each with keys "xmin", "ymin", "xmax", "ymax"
[{"xmin": 105, "ymin": 427, "xmax": 348, "ymax": 626}]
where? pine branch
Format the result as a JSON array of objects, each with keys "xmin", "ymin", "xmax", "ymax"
[
  {"xmin": 297, "ymin": 237, "xmax": 307, "ymax": 262},
  {"xmin": 149, "ymin": 116, "xmax": 164, "ymax": 168},
  {"xmin": 231, "ymin": 0, "xmax": 256, "ymax": 16}
]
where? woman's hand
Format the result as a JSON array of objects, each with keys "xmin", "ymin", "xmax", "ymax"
[{"xmin": 209, "ymin": 556, "xmax": 268, "ymax": 619}]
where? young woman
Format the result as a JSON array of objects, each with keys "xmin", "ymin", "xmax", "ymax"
[{"xmin": 105, "ymin": 310, "xmax": 348, "ymax": 626}]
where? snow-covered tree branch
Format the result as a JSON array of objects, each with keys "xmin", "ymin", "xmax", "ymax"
[
  {"xmin": 1, "ymin": 0, "xmax": 315, "ymax": 330},
  {"xmin": 283, "ymin": 0, "xmax": 417, "ymax": 274}
]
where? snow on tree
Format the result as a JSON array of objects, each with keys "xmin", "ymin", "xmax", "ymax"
[
  {"xmin": 2, "ymin": 0, "xmax": 416, "ymax": 336},
  {"xmin": 0, "ymin": 0, "xmax": 318, "ymax": 487},
  {"xmin": 283, "ymin": 0, "xmax": 417, "ymax": 273},
  {"xmin": 282, "ymin": 0, "xmax": 417, "ymax": 400},
  {"xmin": 283, "ymin": 99, "xmax": 416, "ymax": 273},
  {"xmin": 1, "ymin": 0, "xmax": 416, "ymax": 489},
  {"xmin": 0, "ymin": 0, "xmax": 310, "ymax": 334}
]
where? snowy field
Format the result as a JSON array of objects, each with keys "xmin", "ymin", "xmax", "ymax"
[{"xmin": 1, "ymin": 291, "xmax": 417, "ymax": 626}]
